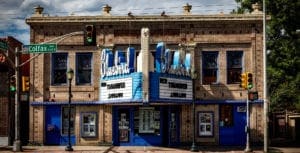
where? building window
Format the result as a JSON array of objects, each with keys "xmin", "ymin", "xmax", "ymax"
[
  {"xmin": 198, "ymin": 112, "xmax": 214, "ymax": 136},
  {"xmin": 76, "ymin": 53, "xmax": 92, "ymax": 85},
  {"xmin": 220, "ymin": 105, "xmax": 233, "ymax": 127},
  {"xmin": 227, "ymin": 51, "xmax": 243, "ymax": 84},
  {"xmin": 202, "ymin": 51, "xmax": 218, "ymax": 84},
  {"xmin": 61, "ymin": 106, "xmax": 75, "ymax": 135},
  {"xmin": 81, "ymin": 112, "xmax": 97, "ymax": 137},
  {"xmin": 52, "ymin": 53, "xmax": 68, "ymax": 85},
  {"xmin": 133, "ymin": 107, "xmax": 160, "ymax": 134}
]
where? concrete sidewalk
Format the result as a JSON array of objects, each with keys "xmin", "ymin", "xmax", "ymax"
[{"xmin": 0, "ymin": 145, "xmax": 269, "ymax": 153}]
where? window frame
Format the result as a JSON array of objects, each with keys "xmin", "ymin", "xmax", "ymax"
[
  {"xmin": 219, "ymin": 105, "xmax": 234, "ymax": 127},
  {"xmin": 61, "ymin": 106, "xmax": 75, "ymax": 135},
  {"xmin": 198, "ymin": 111, "xmax": 214, "ymax": 137},
  {"xmin": 202, "ymin": 51, "xmax": 219, "ymax": 85},
  {"xmin": 80, "ymin": 112, "xmax": 98, "ymax": 138},
  {"xmin": 76, "ymin": 52, "xmax": 93, "ymax": 85},
  {"xmin": 226, "ymin": 51, "xmax": 244, "ymax": 84},
  {"xmin": 51, "ymin": 53, "xmax": 68, "ymax": 85}
]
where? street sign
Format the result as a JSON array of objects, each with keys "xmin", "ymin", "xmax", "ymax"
[
  {"xmin": 0, "ymin": 40, "xmax": 8, "ymax": 51},
  {"xmin": 24, "ymin": 43, "xmax": 57, "ymax": 53}
]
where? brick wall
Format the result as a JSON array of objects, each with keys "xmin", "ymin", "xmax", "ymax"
[{"xmin": 27, "ymin": 14, "xmax": 264, "ymax": 144}]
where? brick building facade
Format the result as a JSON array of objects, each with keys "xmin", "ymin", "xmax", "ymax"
[
  {"xmin": 0, "ymin": 36, "xmax": 29, "ymax": 145},
  {"xmin": 26, "ymin": 4, "xmax": 265, "ymax": 146}
]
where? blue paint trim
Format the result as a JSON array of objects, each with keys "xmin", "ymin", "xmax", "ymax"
[
  {"xmin": 31, "ymin": 99, "xmax": 263, "ymax": 106},
  {"xmin": 30, "ymin": 100, "xmax": 144, "ymax": 106},
  {"xmin": 195, "ymin": 99, "xmax": 263, "ymax": 104},
  {"xmin": 31, "ymin": 101, "xmax": 100, "ymax": 106},
  {"xmin": 99, "ymin": 99, "xmax": 143, "ymax": 104},
  {"xmin": 150, "ymin": 99, "xmax": 192, "ymax": 103},
  {"xmin": 100, "ymin": 72, "xmax": 142, "ymax": 81}
]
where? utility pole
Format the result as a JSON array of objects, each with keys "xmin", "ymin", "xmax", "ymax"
[
  {"xmin": 245, "ymin": 89, "xmax": 252, "ymax": 152},
  {"xmin": 0, "ymin": 31, "xmax": 84, "ymax": 152},
  {"xmin": 13, "ymin": 47, "xmax": 21, "ymax": 152},
  {"xmin": 263, "ymin": 0, "xmax": 269, "ymax": 152}
]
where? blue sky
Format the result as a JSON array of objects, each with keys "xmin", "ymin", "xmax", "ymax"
[{"xmin": 0, "ymin": 0, "xmax": 238, "ymax": 44}]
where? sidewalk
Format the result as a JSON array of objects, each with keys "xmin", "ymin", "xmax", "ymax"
[{"xmin": 0, "ymin": 145, "xmax": 267, "ymax": 153}]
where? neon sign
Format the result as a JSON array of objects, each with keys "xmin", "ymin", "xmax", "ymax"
[
  {"xmin": 101, "ymin": 47, "xmax": 135, "ymax": 77},
  {"xmin": 155, "ymin": 42, "xmax": 191, "ymax": 76}
]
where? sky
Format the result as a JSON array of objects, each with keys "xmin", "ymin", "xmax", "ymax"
[{"xmin": 0, "ymin": 0, "xmax": 238, "ymax": 45}]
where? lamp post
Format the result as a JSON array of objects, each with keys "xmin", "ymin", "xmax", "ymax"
[
  {"xmin": 65, "ymin": 68, "xmax": 74, "ymax": 151},
  {"xmin": 190, "ymin": 67, "xmax": 198, "ymax": 152}
]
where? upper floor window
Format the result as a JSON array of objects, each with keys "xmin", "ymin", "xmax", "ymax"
[
  {"xmin": 76, "ymin": 53, "xmax": 92, "ymax": 85},
  {"xmin": 52, "ymin": 53, "xmax": 68, "ymax": 85},
  {"xmin": 202, "ymin": 51, "xmax": 218, "ymax": 85},
  {"xmin": 227, "ymin": 51, "xmax": 243, "ymax": 84}
]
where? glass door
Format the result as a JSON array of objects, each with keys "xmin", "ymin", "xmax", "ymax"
[
  {"xmin": 118, "ymin": 108, "xmax": 132, "ymax": 144},
  {"xmin": 168, "ymin": 107, "xmax": 180, "ymax": 146}
]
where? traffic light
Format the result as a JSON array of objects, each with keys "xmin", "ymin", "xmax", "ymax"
[
  {"xmin": 10, "ymin": 76, "xmax": 16, "ymax": 92},
  {"xmin": 22, "ymin": 76, "xmax": 30, "ymax": 92},
  {"xmin": 240, "ymin": 72, "xmax": 247, "ymax": 89},
  {"xmin": 84, "ymin": 25, "xmax": 96, "ymax": 46},
  {"xmin": 246, "ymin": 72, "xmax": 253, "ymax": 89}
]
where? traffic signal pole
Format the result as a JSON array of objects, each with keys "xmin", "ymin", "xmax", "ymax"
[
  {"xmin": 263, "ymin": 0, "xmax": 269, "ymax": 152},
  {"xmin": 244, "ymin": 89, "xmax": 252, "ymax": 153},
  {"xmin": 13, "ymin": 47, "xmax": 21, "ymax": 152},
  {"xmin": 1, "ymin": 31, "xmax": 84, "ymax": 152}
]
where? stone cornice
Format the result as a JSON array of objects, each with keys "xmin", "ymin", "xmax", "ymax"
[{"xmin": 26, "ymin": 14, "xmax": 266, "ymax": 24}]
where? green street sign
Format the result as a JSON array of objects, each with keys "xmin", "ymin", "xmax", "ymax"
[
  {"xmin": 0, "ymin": 40, "xmax": 8, "ymax": 51},
  {"xmin": 26, "ymin": 43, "xmax": 57, "ymax": 53}
]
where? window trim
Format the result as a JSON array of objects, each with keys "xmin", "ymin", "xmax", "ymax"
[
  {"xmin": 75, "ymin": 52, "xmax": 93, "ymax": 85},
  {"xmin": 226, "ymin": 51, "xmax": 244, "ymax": 84},
  {"xmin": 51, "ymin": 53, "xmax": 69, "ymax": 85},
  {"xmin": 198, "ymin": 111, "xmax": 214, "ymax": 137},
  {"xmin": 202, "ymin": 51, "xmax": 219, "ymax": 85},
  {"xmin": 80, "ymin": 112, "xmax": 98, "ymax": 138},
  {"xmin": 219, "ymin": 105, "xmax": 234, "ymax": 127}
]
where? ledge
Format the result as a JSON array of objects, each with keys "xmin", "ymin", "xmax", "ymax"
[{"xmin": 26, "ymin": 14, "xmax": 267, "ymax": 24}]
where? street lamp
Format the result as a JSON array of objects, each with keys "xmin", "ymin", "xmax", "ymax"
[
  {"xmin": 190, "ymin": 67, "xmax": 199, "ymax": 152},
  {"xmin": 65, "ymin": 68, "xmax": 74, "ymax": 151}
]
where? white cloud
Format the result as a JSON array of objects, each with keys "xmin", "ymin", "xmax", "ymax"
[{"xmin": 0, "ymin": 0, "xmax": 237, "ymax": 44}]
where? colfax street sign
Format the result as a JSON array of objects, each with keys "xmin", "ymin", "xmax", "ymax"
[
  {"xmin": 0, "ymin": 39, "xmax": 8, "ymax": 51},
  {"xmin": 24, "ymin": 43, "xmax": 57, "ymax": 53}
]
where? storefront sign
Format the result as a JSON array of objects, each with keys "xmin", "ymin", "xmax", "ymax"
[
  {"xmin": 156, "ymin": 42, "xmax": 191, "ymax": 76},
  {"xmin": 100, "ymin": 78, "xmax": 133, "ymax": 100},
  {"xmin": 101, "ymin": 47, "xmax": 135, "ymax": 78},
  {"xmin": 159, "ymin": 77, "xmax": 192, "ymax": 100}
]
